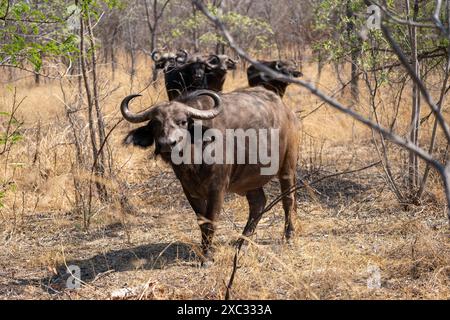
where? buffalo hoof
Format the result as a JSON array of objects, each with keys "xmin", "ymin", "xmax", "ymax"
[
  {"xmin": 200, "ymin": 249, "xmax": 214, "ymax": 268},
  {"xmin": 200, "ymin": 260, "xmax": 214, "ymax": 268},
  {"xmin": 285, "ymin": 231, "xmax": 294, "ymax": 245}
]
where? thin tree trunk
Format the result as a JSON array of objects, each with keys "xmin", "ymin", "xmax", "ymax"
[
  {"xmin": 417, "ymin": 1, "xmax": 450, "ymax": 198},
  {"xmin": 346, "ymin": 1, "xmax": 359, "ymax": 102},
  {"xmin": 87, "ymin": 12, "xmax": 109, "ymax": 202},
  {"xmin": 441, "ymin": 166, "xmax": 450, "ymax": 221},
  {"xmin": 192, "ymin": 3, "xmax": 200, "ymax": 52},
  {"xmin": 407, "ymin": 0, "xmax": 421, "ymax": 197},
  {"xmin": 215, "ymin": 0, "xmax": 225, "ymax": 55},
  {"xmin": 111, "ymin": 26, "xmax": 119, "ymax": 80},
  {"xmin": 127, "ymin": 21, "xmax": 137, "ymax": 90},
  {"xmin": 78, "ymin": 1, "xmax": 108, "ymax": 213},
  {"xmin": 144, "ymin": 0, "xmax": 158, "ymax": 81}
]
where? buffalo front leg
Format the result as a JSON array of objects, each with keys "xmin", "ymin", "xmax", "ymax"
[
  {"xmin": 182, "ymin": 189, "xmax": 213, "ymax": 264},
  {"xmin": 200, "ymin": 188, "xmax": 225, "ymax": 261},
  {"xmin": 183, "ymin": 187, "xmax": 206, "ymax": 218},
  {"xmin": 242, "ymin": 188, "xmax": 267, "ymax": 240}
]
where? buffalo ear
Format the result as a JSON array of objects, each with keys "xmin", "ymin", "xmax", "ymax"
[
  {"xmin": 124, "ymin": 122, "xmax": 155, "ymax": 148},
  {"xmin": 207, "ymin": 55, "xmax": 221, "ymax": 66},
  {"xmin": 292, "ymin": 70, "xmax": 303, "ymax": 77},
  {"xmin": 226, "ymin": 59, "xmax": 237, "ymax": 70}
]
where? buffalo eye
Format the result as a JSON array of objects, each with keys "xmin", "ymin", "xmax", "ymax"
[{"xmin": 177, "ymin": 120, "xmax": 188, "ymax": 127}]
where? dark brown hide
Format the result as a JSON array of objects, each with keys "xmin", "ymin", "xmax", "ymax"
[{"xmin": 121, "ymin": 88, "xmax": 299, "ymax": 261}]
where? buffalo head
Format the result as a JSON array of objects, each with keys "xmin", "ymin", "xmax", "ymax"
[
  {"xmin": 121, "ymin": 90, "xmax": 222, "ymax": 156},
  {"xmin": 151, "ymin": 49, "xmax": 189, "ymax": 70},
  {"xmin": 205, "ymin": 54, "xmax": 238, "ymax": 73},
  {"xmin": 203, "ymin": 54, "xmax": 238, "ymax": 92},
  {"xmin": 271, "ymin": 60, "xmax": 302, "ymax": 78},
  {"xmin": 247, "ymin": 60, "xmax": 302, "ymax": 97}
]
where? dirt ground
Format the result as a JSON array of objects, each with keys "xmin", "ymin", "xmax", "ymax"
[{"xmin": 1, "ymin": 58, "xmax": 449, "ymax": 299}]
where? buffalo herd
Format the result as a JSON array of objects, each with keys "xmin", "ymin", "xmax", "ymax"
[{"xmin": 151, "ymin": 49, "xmax": 300, "ymax": 99}]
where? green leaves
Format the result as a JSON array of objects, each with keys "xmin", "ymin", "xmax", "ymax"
[
  {"xmin": 170, "ymin": 4, "xmax": 274, "ymax": 53},
  {"xmin": 11, "ymin": 2, "xmax": 31, "ymax": 19},
  {"xmin": 0, "ymin": 1, "xmax": 118, "ymax": 72},
  {"xmin": 1, "ymin": 1, "xmax": 75, "ymax": 70},
  {"xmin": 0, "ymin": 132, "xmax": 23, "ymax": 146},
  {"xmin": 0, "ymin": 111, "xmax": 23, "ymax": 204},
  {"xmin": 0, "ymin": 182, "xmax": 17, "ymax": 209},
  {"xmin": 104, "ymin": 0, "xmax": 126, "ymax": 10}
]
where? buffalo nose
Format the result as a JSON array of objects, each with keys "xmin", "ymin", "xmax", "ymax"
[
  {"xmin": 168, "ymin": 138, "xmax": 177, "ymax": 147},
  {"xmin": 159, "ymin": 137, "xmax": 178, "ymax": 152}
]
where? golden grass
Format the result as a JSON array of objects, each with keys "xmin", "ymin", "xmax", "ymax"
[{"xmin": 0, "ymin": 53, "xmax": 449, "ymax": 299}]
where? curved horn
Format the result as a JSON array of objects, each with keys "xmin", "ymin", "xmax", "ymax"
[
  {"xmin": 176, "ymin": 49, "xmax": 189, "ymax": 64},
  {"xmin": 275, "ymin": 61, "xmax": 283, "ymax": 71},
  {"xmin": 183, "ymin": 90, "xmax": 222, "ymax": 120},
  {"xmin": 177, "ymin": 49, "xmax": 188, "ymax": 58},
  {"xmin": 226, "ymin": 57, "xmax": 237, "ymax": 70},
  {"xmin": 120, "ymin": 94, "xmax": 157, "ymax": 123},
  {"xmin": 151, "ymin": 50, "xmax": 162, "ymax": 62},
  {"xmin": 205, "ymin": 54, "xmax": 221, "ymax": 69}
]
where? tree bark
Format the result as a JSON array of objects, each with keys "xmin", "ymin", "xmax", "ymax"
[
  {"xmin": 346, "ymin": 1, "xmax": 359, "ymax": 102},
  {"xmin": 407, "ymin": 0, "xmax": 421, "ymax": 197}
]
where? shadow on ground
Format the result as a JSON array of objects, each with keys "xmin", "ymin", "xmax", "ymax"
[
  {"xmin": 297, "ymin": 175, "xmax": 371, "ymax": 208},
  {"xmin": 2, "ymin": 241, "xmax": 198, "ymax": 295},
  {"xmin": 58, "ymin": 241, "xmax": 197, "ymax": 281}
]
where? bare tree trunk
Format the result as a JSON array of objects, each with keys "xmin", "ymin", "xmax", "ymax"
[
  {"xmin": 111, "ymin": 26, "xmax": 119, "ymax": 80},
  {"xmin": 127, "ymin": 20, "xmax": 137, "ymax": 89},
  {"xmin": 192, "ymin": 3, "xmax": 200, "ymax": 52},
  {"xmin": 346, "ymin": 1, "xmax": 359, "ymax": 102},
  {"xmin": 214, "ymin": 0, "xmax": 225, "ymax": 54},
  {"xmin": 144, "ymin": 0, "xmax": 157, "ymax": 81},
  {"xmin": 443, "ymin": 168, "xmax": 450, "ymax": 221},
  {"xmin": 34, "ymin": 73, "xmax": 40, "ymax": 85},
  {"xmin": 316, "ymin": 50, "xmax": 323, "ymax": 83},
  {"xmin": 417, "ymin": 1, "xmax": 450, "ymax": 199},
  {"xmin": 407, "ymin": 0, "xmax": 421, "ymax": 198},
  {"xmin": 144, "ymin": 0, "xmax": 170, "ymax": 81},
  {"xmin": 78, "ymin": 1, "xmax": 108, "ymax": 215},
  {"xmin": 87, "ymin": 12, "xmax": 108, "ymax": 202}
]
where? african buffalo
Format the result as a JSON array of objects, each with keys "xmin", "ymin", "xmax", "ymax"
[
  {"xmin": 152, "ymin": 50, "xmax": 237, "ymax": 100},
  {"xmin": 120, "ymin": 88, "xmax": 299, "ymax": 262},
  {"xmin": 204, "ymin": 54, "xmax": 237, "ymax": 92},
  {"xmin": 247, "ymin": 60, "xmax": 302, "ymax": 98}
]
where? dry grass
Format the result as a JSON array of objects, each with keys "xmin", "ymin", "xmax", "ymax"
[{"xmin": 0, "ymin": 53, "xmax": 449, "ymax": 300}]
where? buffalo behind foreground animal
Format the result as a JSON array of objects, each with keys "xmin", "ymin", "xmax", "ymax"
[
  {"xmin": 152, "ymin": 50, "xmax": 237, "ymax": 100},
  {"xmin": 247, "ymin": 60, "xmax": 303, "ymax": 98},
  {"xmin": 120, "ymin": 88, "xmax": 299, "ymax": 263}
]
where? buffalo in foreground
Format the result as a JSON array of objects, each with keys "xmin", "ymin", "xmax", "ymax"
[{"xmin": 120, "ymin": 88, "xmax": 299, "ymax": 263}]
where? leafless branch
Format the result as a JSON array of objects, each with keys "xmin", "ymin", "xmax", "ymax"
[
  {"xmin": 192, "ymin": 0, "xmax": 442, "ymax": 171},
  {"xmin": 380, "ymin": 24, "xmax": 450, "ymax": 144},
  {"xmin": 367, "ymin": 0, "xmax": 438, "ymax": 28}
]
